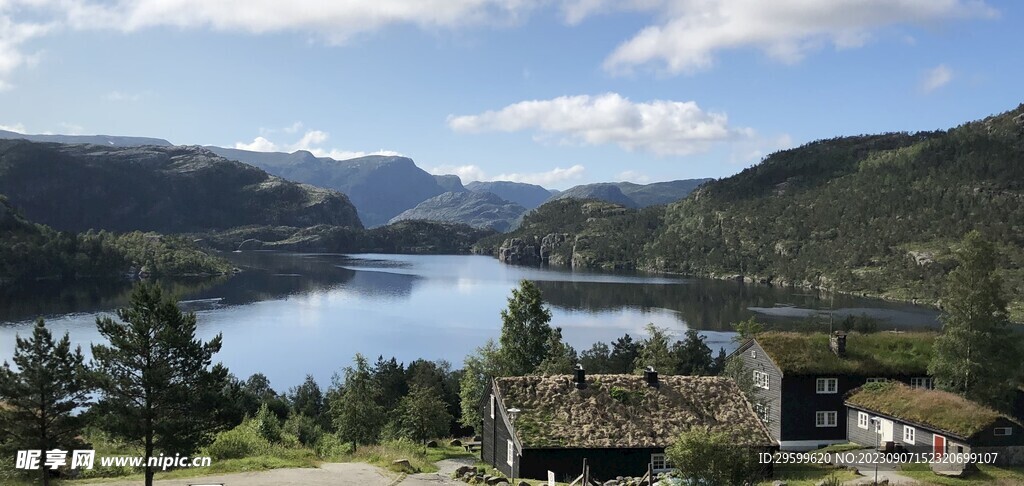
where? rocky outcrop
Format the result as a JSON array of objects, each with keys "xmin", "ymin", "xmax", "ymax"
[
  {"xmin": 498, "ymin": 237, "xmax": 540, "ymax": 265},
  {"xmin": 388, "ymin": 191, "xmax": 526, "ymax": 232}
]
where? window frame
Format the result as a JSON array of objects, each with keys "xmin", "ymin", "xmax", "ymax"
[
  {"xmin": 994, "ymin": 427, "xmax": 1013, "ymax": 436},
  {"xmin": 753, "ymin": 370, "xmax": 770, "ymax": 390},
  {"xmin": 903, "ymin": 426, "xmax": 916, "ymax": 444},
  {"xmin": 490, "ymin": 394, "xmax": 495, "ymax": 419},
  {"xmin": 506, "ymin": 439, "xmax": 514, "ymax": 466},
  {"xmin": 755, "ymin": 402, "xmax": 770, "ymax": 424},
  {"xmin": 816, "ymin": 378, "xmax": 838, "ymax": 394},
  {"xmin": 866, "ymin": 377, "xmax": 887, "ymax": 384},
  {"xmin": 857, "ymin": 412, "xmax": 869, "ymax": 430},
  {"xmin": 815, "ymin": 411, "xmax": 838, "ymax": 428},
  {"xmin": 651, "ymin": 453, "xmax": 672, "ymax": 472},
  {"xmin": 910, "ymin": 377, "xmax": 933, "ymax": 389}
]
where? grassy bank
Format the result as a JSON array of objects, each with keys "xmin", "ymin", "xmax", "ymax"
[{"xmin": 899, "ymin": 463, "xmax": 1024, "ymax": 485}]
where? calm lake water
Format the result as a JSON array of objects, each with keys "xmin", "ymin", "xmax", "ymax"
[{"xmin": 0, "ymin": 252, "xmax": 940, "ymax": 389}]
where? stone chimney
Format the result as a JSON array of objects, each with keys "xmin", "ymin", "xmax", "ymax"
[
  {"xmin": 574, "ymin": 364, "xmax": 586, "ymax": 389},
  {"xmin": 644, "ymin": 366, "xmax": 659, "ymax": 388},
  {"xmin": 830, "ymin": 331, "xmax": 847, "ymax": 357}
]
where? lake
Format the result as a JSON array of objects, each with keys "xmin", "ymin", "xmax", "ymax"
[{"xmin": 0, "ymin": 252, "xmax": 940, "ymax": 390}]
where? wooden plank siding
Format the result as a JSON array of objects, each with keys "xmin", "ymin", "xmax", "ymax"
[
  {"xmin": 736, "ymin": 340, "xmax": 784, "ymax": 442},
  {"xmin": 482, "ymin": 381, "xmax": 520, "ymax": 478}
]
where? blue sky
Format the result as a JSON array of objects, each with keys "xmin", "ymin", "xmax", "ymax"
[{"xmin": 1, "ymin": 0, "xmax": 1021, "ymax": 189}]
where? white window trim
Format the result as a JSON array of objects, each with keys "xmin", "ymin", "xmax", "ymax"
[
  {"xmin": 753, "ymin": 370, "xmax": 770, "ymax": 390},
  {"xmin": 755, "ymin": 403, "xmax": 770, "ymax": 424},
  {"xmin": 874, "ymin": 417, "xmax": 883, "ymax": 434},
  {"xmin": 994, "ymin": 427, "xmax": 1013, "ymax": 436},
  {"xmin": 815, "ymin": 411, "xmax": 838, "ymax": 428},
  {"xmin": 750, "ymin": 350, "xmax": 757, "ymax": 358},
  {"xmin": 651, "ymin": 453, "xmax": 672, "ymax": 472},
  {"xmin": 857, "ymin": 412, "xmax": 869, "ymax": 430},
  {"xmin": 866, "ymin": 377, "xmax": 887, "ymax": 383},
  {"xmin": 816, "ymin": 378, "xmax": 838, "ymax": 394},
  {"xmin": 911, "ymin": 377, "xmax": 933, "ymax": 389},
  {"xmin": 903, "ymin": 426, "xmax": 916, "ymax": 445},
  {"xmin": 506, "ymin": 439, "xmax": 514, "ymax": 466},
  {"xmin": 490, "ymin": 394, "xmax": 495, "ymax": 419}
]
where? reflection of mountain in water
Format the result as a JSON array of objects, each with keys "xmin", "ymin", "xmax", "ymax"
[{"xmin": 534, "ymin": 278, "xmax": 940, "ymax": 332}]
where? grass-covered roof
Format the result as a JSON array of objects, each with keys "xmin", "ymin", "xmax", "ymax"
[
  {"xmin": 846, "ymin": 382, "xmax": 1015, "ymax": 439},
  {"xmin": 755, "ymin": 331, "xmax": 936, "ymax": 375},
  {"xmin": 493, "ymin": 374, "xmax": 773, "ymax": 449}
]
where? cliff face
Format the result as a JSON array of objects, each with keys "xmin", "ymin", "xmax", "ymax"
[
  {"xmin": 0, "ymin": 140, "xmax": 362, "ymax": 233},
  {"xmin": 389, "ymin": 191, "xmax": 527, "ymax": 232}
]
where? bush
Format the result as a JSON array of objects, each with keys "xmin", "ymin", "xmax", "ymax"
[
  {"xmin": 207, "ymin": 423, "xmax": 272, "ymax": 460},
  {"xmin": 284, "ymin": 413, "xmax": 324, "ymax": 447},
  {"xmin": 314, "ymin": 433, "xmax": 351, "ymax": 458},
  {"xmin": 254, "ymin": 403, "xmax": 283, "ymax": 443},
  {"xmin": 665, "ymin": 427, "xmax": 761, "ymax": 485}
]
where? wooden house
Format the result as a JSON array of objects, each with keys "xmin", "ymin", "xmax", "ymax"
[
  {"xmin": 846, "ymin": 382, "xmax": 1024, "ymax": 465},
  {"xmin": 732, "ymin": 331, "xmax": 936, "ymax": 450},
  {"xmin": 481, "ymin": 368, "xmax": 774, "ymax": 481}
]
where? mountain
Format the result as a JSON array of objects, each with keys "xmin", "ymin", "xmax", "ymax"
[
  {"xmin": 464, "ymin": 181, "xmax": 553, "ymax": 209},
  {"xmin": 433, "ymin": 174, "xmax": 467, "ymax": 193},
  {"xmin": 389, "ymin": 191, "xmax": 527, "ymax": 232},
  {"xmin": 482, "ymin": 105, "xmax": 1024, "ymax": 319},
  {"xmin": 0, "ymin": 129, "xmax": 172, "ymax": 147},
  {"xmin": 0, "ymin": 140, "xmax": 361, "ymax": 233},
  {"xmin": 551, "ymin": 183, "xmax": 638, "ymax": 208},
  {"xmin": 551, "ymin": 179, "xmax": 711, "ymax": 208},
  {"xmin": 207, "ymin": 147, "xmax": 445, "ymax": 227}
]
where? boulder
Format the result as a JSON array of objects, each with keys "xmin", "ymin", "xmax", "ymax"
[
  {"xmin": 486, "ymin": 477, "xmax": 509, "ymax": 485},
  {"xmin": 517, "ymin": 481, "xmax": 530, "ymax": 486},
  {"xmin": 390, "ymin": 459, "xmax": 416, "ymax": 474},
  {"xmin": 473, "ymin": 435, "xmax": 483, "ymax": 442},
  {"xmin": 450, "ymin": 439, "xmax": 463, "ymax": 447},
  {"xmin": 772, "ymin": 481, "xmax": 787, "ymax": 486},
  {"xmin": 426, "ymin": 440, "xmax": 439, "ymax": 448},
  {"xmin": 456, "ymin": 465, "xmax": 476, "ymax": 477}
]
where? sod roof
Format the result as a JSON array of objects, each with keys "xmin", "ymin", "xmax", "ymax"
[
  {"xmin": 754, "ymin": 331, "xmax": 936, "ymax": 375},
  {"xmin": 493, "ymin": 374, "xmax": 773, "ymax": 449},
  {"xmin": 846, "ymin": 382, "xmax": 1016, "ymax": 439}
]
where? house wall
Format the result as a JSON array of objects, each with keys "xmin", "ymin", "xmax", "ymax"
[
  {"xmin": 518, "ymin": 447, "xmax": 663, "ymax": 481},
  {"xmin": 482, "ymin": 384, "xmax": 518, "ymax": 478},
  {"xmin": 737, "ymin": 341, "xmax": 783, "ymax": 442},
  {"xmin": 846, "ymin": 406, "xmax": 943, "ymax": 455}
]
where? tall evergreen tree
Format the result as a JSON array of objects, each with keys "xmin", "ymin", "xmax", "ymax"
[
  {"xmin": 672, "ymin": 329, "xmax": 714, "ymax": 375},
  {"xmin": 91, "ymin": 283, "xmax": 227, "ymax": 486},
  {"xmin": 535, "ymin": 327, "xmax": 578, "ymax": 375},
  {"xmin": 330, "ymin": 354, "xmax": 384, "ymax": 450},
  {"xmin": 929, "ymin": 231, "xmax": 1021, "ymax": 408},
  {"xmin": 609, "ymin": 334, "xmax": 640, "ymax": 373},
  {"xmin": 579, "ymin": 341, "xmax": 612, "ymax": 373},
  {"xmin": 372, "ymin": 356, "xmax": 408, "ymax": 412},
  {"xmin": 289, "ymin": 374, "xmax": 325, "ymax": 424},
  {"xmin": 0, "ymin": 319, "xmax": 91, "ymax": 486},
  {"xmin": 634, "ymin": 324, "xmax": 675, "ymax": 373},
  {"xmin": 499, "ymin": 280, "xmax": 554, "ymax": 375}
]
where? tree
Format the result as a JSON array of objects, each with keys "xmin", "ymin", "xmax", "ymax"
[
  {"xmin": 499, "ymin": 280, "xmax": 554, "ymax": 375},
  {"xmin": 929, "ymin": 231, "xmax": 1021, "ymax": 408},
  {"xmin": 458, "ymin": 340, "xmax": 507, "ymax": 431},
  {"xmin": 711, "ymin": 347, "xmax": 728, "ymax": 375},
  {"xmin": 731, "ymin": 317, "xmax": 764, "ymax": 343},
  {"xmin": 330, "ymin": 354, "xmax": 384, "ymax": 450},
  {"xmin": 609, "ymin": 334, "xmax": 640, "ymax": 373},
  {"xmin": 672, "ymin": 330, "xmax": 714, "ymax": 375},
  {"xmin": 579, "ymin": 341, "xmax": 612, "ymax": 373},
  {"xmin": 289, "ymin": 374, "xmax": 325, "ymax": 424},
  {"xmin": 634, "ymin": 324, "xmax": 675, "ymax": 373},
  {"xmin": 535, "ymin": 327, "xmax": 578, "ymax": 375},
  {"xmin": 0, "ymin": 319, "xmax": 92, "ymax": 486},
  {"xmin": 372, "ymin": 356, "xmax": 408, "ymax": 412},
  {"xmin": 91, "ymin": 283, "xmax": 226, "ymax": 486},
  {"xmin": 392, "ymin": 385, "xmax": 453, "ymax": 449},
  {"xmin": 665, "ymin": 427, "xmax": 761, "ymax": 485}
]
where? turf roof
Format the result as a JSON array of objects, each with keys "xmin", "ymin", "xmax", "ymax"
[
  {"xmin": 754, "ymin": 331, "xmax": 936, "ymax": 375},
  {"xmin": 493, "ymin": 374, "xmax": 773, "ymax": 449},
  {"xmin": 846, "ymin": 382, "xmax": 1014, "ymax": 439}
]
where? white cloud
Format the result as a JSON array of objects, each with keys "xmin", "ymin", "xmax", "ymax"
[
  {"xmin": 104, "ymin": 90, "xmax": 148, "ymax": 102},
  {"xmin": 233, "ymin": 127, "xmax": 401, "ymax": 160},
  {"xmin": 584, "ymin": 0, "xmax": 996, "ymax": 75},
  {"xmin": 920, "ymin": 64, "xmax": 953, "ymax": 93},
  {"xmin": 449, "ymin": 92, "xmax": 747, "ymax": 156},
  {"xmin": 428, "ymin": 163, "xmax": 586, "ymax": 186},
  {"xmin": 0, "ymin": 122, "xmax": 26, "ymax": 133},
  {"xmin": 616, "ymin": 170, "xmax": 651, "ymax": 183}
]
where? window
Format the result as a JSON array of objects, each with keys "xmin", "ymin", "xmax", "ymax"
[
  {"xmin": 816, "ymin": 378, "xmax": 838, "ymax": 394},
  {"xmin": 994, "ymin": 427, "xmax": 1013, "ymax": 436},
  {"xmin": 753, "ymin": 370, "xmax": 770, "ymax": 390},
  {"xmin": 866, "ymin": 377, "xmax": 887, "ymax": 384},
  {"xmin": 904, "ymin": 426, "xmax": 916, "ymax": 444},
  {"xmin": 874, "ymin": 417, "xmax": 883, "ymax": 434},
  {"xmin": 750, "ymin": 350, "xmax": 757, "ymax": 359},
  {"xmin": 490, "ymin": 394, "xmax": 495, "ymax": 419},
  {"xmin": 651, "ymin": 453, "xmax": 673, "ymax": 472},
  {"xmin": 815, "ymin": 411, "xmax": 838, "ymax": 428},
  {"xmin": 755, "ymin": 403, "xmax": 770, "ymax": 424},
  {"xmin": 910, "ymin": 377, "xmax": 933, "ymax": 389},
  {"xmin": 506, "ymin": 439, "xmax": 514, "ymax": 466},
  {"xmin": 858, "ymin": 412, "xmax": 870, "ymax": 430}
]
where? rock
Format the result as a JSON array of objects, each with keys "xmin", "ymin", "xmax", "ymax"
[
  {"xmin": 456, "ymin": 465, "xmax": 475, "ymax": 477},
  {"xmin": 772, "ymin": 481, "xmax": 787, "ymax": 486},
  {"xmin": 450, "ymin": 439, "xmax": 463, "ymax": 447},
  {"xmin": 498, "ymin": 237, "xmax": 540, "ymax": 265},
  {"xmin": 390, "ymin": 459, "xmax": 416, "ymax": 474},
  {"xmin": 517, "ymin": 481, "xmax": 530, "ymax": 486},
  {"xmin": 426, "ymin": 440, "xmax": 439, "ymax": 448},
  {"xmin": 907, "ymin": 249, "xmax": 935, "ymax": 266},
  {"xmin": 603, "ymin": 480, "xmax": 618, "ymax": 486},
  {"xmin": 473, "ymin": 435, "xmax": 483, "ymax": 441},
  {"xmin": 486, "ymin": 477, "xmax": 509, "ymax": 486},
  {"xmin": 238, "ymin": 238, "xmax": 265, "ymax": 251}
]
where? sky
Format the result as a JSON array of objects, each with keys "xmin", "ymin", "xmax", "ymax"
[{"xmin": 0, "ymin": 0, "xmax": 1021, "ymax": 189}]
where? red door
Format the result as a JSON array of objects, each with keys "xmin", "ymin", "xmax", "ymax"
[{"xmin": 934, "ymin": 435, "xmax": 946, "ymax": 456}]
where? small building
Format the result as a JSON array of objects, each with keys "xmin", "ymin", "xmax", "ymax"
[
  {"xmin": 732, "ymin": 331, "xmax": 936, "ymax": 450},
  {"xmin": 846, "ymin": 382, "xmax": 1024, "ymax": 465},
  {"xmin": 481, "ymin": 369, "xmax": 774, "ymax": 481}
]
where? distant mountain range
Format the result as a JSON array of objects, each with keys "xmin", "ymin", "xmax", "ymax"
[
  {"xmin": 551, "ymin": 179, "xmax": 712, "ymax": 208},
  {"xmin": 464, "ymin": 181, "xmax": 554, "ymax": 209},
  {"xmin": 0, "ymin": 140, "xmax": 361, "ymax": 233},
  {"xmin": 390, "ymin": 191, "xmax": 527, "ymax": 232},
  {"xmin": 0, "ymin": 129, "xmax": 172, "ymax": 147}
]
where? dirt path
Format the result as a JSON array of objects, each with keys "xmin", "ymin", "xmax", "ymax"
[
  {"xmin": 97, "ymin": 462, "xmax": 397, "ymax": 486},
  {"xmin": 402, "ymin": 457, "xmax": 478, "ymax": 486}
]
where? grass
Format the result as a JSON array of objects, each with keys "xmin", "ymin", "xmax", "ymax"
[
  {"xmin": 336, "ymin": 439, "xmax": 473, "ymax": 474},
  {"xmin": 756, "ymin": 331, "xmax": 936, "ymax": 375},
  {"xmin": 811, "ymin": 442, "xmax": 865, "ymax": 454},
  {"xmin": 899, "ymin": 462, "xmax": 1024, "ymax": 485},
  {"xmin": 759, "ymin": 463, "xmax": 859, "ymax": 486},
  {"xmin": 846, "ymin": 382, "xmax": 1005, "ymax": 437}
]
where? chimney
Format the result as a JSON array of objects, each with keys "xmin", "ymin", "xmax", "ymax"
[
  {"xmin": 830, "ymin": 331, "xmax": 847, "ymax": 357},
  {"xmin": 644, "ymin": 366, "xmax": 659, "ymax": 388},
  {"xmin": 574, "ymin": 364, "xmax": 586, "ymax": 389}
]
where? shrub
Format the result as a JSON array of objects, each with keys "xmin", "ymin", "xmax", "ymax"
[
  {"xmin": 284, "ymin": 413, "xmax": 324, "ymax": 447},
  {"xmin": 665, "ymin": 427, "xmax": 761, "ymax": 485},
  {"xmin": 254, "ymin": 403, "xmax": 283, "ymax": 443},
  {"xmin": 207, "ymin": 423, "xmax": 271, "ymax": 460}
]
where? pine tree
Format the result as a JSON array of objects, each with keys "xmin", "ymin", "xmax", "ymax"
[
  {"xmin": 672, "ymin": 330, "xmax": 713, "ymax": 375},
  {"xmin": 91, "ymin": 283, "xmax": 227, "ymax": 486},
  {"xmin": 609, "ymin": 334, "xmax": 640, "ymax": 373},
  {"xmin": 634, "ymin": 324, "xmax": 675, "ymax": 373},
  {"xmin": 929, "ymin": 231, "xmax": 1021, "ymax": 408},
  {"xmin": 535, "ymin": 327, "xmax": 578, "ymax": 375},
  {"xmin": 0, "ymin": 319, "xmax": 91, "ymax": 486},
  {"xmin": 499, "ymin": 280, "xmax": 554, "ymax": 375},
  {"xmin": 330, "ymin": 354, "xmax": 384, "ymax": 450},
  {"xmin": 289, "ymin": 374, "xmax": 325, "ymax": 423}
]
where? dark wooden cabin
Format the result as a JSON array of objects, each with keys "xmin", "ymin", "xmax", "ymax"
[
  {"xmin": 732, "ymin": 331, "xmax": 936, "ymax": 450},
  {"xmin": 846, "ymin": 382, "xmax": 1024, "ymax": 465},
  {"xmin": 481, "ymin": 369, "xmax": 774, "ymax": 481}
]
